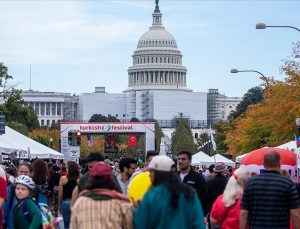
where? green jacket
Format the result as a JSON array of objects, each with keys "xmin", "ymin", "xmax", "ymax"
[
  {"xmin": 14, "ymin": 198, "xmax": 42, "ymax": 229},
  {"xmin": 133, "ymin": 184, "xmax": 206, "ymax": 229}
]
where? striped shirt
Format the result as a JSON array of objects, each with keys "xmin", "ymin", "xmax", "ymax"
[
  {"xmin": 241, "ymin": 170, "xmax": 300, "ymax": 229},
  {"xmin": 70, "ymin": 196, "xmax": 133, "ymax": 229}
]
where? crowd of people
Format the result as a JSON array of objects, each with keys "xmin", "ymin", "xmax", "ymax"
[{"xmin": 0, "ymin": 150, "xmax": 300, "ymax": 229}]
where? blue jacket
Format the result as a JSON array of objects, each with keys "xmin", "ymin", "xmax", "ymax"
[
  {"xmin": 133, "ymin": 184, "xmax": 206, "ymax": 229},
  {"xmin": 3, "ymin": 185, "xmax": 18, "ymax": 229},
  {"xmin": 3, "ymin": 185, "xmax": 47, "ymax": 229}
]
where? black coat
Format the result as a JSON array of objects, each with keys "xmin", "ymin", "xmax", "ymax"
[
  {"xmin": 179, "ymin": 169, "xmax": 208, "ymax": 215},
  {"xmin": 207, "ymin": 174, "xmax": 228, "ymax": 212}
]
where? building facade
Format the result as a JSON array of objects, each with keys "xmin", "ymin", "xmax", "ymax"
[
  {"xmin": 207, "ymin": 89, "xmax": 242, "ymax": 126},
  {"xmin": 22, "ymin": 90, "xmax": 79, "ymax": 126}
]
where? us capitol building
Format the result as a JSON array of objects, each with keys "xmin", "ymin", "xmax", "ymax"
[{"xmin": 21, "ymin": 1, "xmax": 241, "ymax": 129}]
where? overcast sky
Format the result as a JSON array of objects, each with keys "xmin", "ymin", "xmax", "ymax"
[{"xmin": 1, "ymin": 0, "xmax": 299, "ymax": 97}]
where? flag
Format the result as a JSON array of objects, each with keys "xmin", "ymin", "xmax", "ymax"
[
  {"xmin": 295, "ymin": 135, "xmax": 300, "ymax": 147},
  {"xmin": 87, "ymin": 134, "xmax": 94, "ymax": 148},
  {"xmin": 209, "ymin": 126, "xmax": 217, "ymax": 151},
  {"xmin": 129, "ymin": 134, "xmax": 137, "ymax": 147}
]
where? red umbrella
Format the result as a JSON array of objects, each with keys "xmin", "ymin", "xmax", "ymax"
[{"xmin": 241, "ymin": 147, "xmax": 296, "ymax": 166}]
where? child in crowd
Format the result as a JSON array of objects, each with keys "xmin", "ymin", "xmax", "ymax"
[{"xmin": 14, "ymin": 175, "xmax": 42, "ymax": 229}]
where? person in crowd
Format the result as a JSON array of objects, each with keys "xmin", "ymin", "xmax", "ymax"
[
  {"xmin": 281, "ymin": 169, "xmax": 300, "ymax": 197},
  {"xmin": 210, "ymin": 168, "xmax": 251, "ymax": 229},
  {"xmin": 0, "ymin": 167, "xmax": 7, "ymax": 229},
  {"xmin": 240, "ymin": 151, "xmax": 300, "ymax": 229},
  {"xmin": 130, "ymin": 150, "xmax": 159, "ymax": 182},
  {"xmin": 48, "ymin": 164, "xmax": 61, "ymax": 217},
  {"xmin": 202, "ymin": 164, "xmax": 209, "ymax": 179},
  {"xmin": 3, "ymin": 162, "xmax": 32, "ymax": 229},
  {"xmin": 60, "ymin": 163, "xmax": 67, "ymax": 177},
  {"xmin": 70, "ymin": 162, "xmax": 133, "ymax": 229},
  {"xmin": 71, "ymin": 152, "xmax": 121, "ymax": 206},
  {"xmin": 117, "ymin": 157, "xmax": 137, "ymax": 195},
  {"xmin": 206, "ymin": 164, "xmax": 216, "ymax": 181},
  {"xmin": 5, "ymin": 166, "xmax": 16, "ymax": 186},
  {"xmin": 31, "ymin": 159, "xmax": 49, "ymax": 204},
  {"xmin": 207, "ymin": 162, "xmax": 228, "ymax": 212},
  {"xmin": 58, "ymin": 161, "xmax": 79, "ymax": 229},
  {"xmin": 133, "ymin": 155, "xmax": 205, "ymax": 229},
  {"xmin": 13, "ymin": 175, "xmax": 42, "ymax": 229},
  {"xmin": 177, "ymin": 150, "xmax": 208, "ymax": 216}
]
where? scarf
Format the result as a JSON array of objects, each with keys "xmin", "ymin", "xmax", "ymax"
[{"xmin": 79, "ymin": 188, "xmax": 129, "ymax": 202}]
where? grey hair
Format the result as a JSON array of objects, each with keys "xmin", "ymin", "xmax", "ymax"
[{"xmin": 222, "ymin": 167, "xmax": 251, "ymax": 207}]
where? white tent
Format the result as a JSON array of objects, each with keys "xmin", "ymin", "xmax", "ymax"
[
  {"xmin": 192, "ymin": 151, "xmax": 214, "ymax": 166},
  {"xmin": 235, "ymin": 153, "xmax": 249, "ymax": 164},
  {"xmin": 0, "ymin": 126, "xmax": 63, "ymax": 159},
  {"xmin": 276, "ymin": 141, "xmax": 298, "ymax": 152},
  {"xmin": 211, "ymin": 154, "xmax": 235, "ymax": 167}
]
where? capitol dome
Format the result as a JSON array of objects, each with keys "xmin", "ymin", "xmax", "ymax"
[
  {"xmin": 137, "ymin": 28, "xmax": 178, "ymax": 49},
  {"xmin": 126, "ymin": 1, "xmax": 191, "ymax": 92}
]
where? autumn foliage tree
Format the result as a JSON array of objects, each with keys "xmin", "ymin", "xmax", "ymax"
[{"xmin": 225, "ymin": 42, "xmax": 300, "ymax": 156}]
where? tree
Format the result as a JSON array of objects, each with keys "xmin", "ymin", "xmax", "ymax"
[
  {"xmin": 89, "ymin": 114, "xmax": 120, "ymax": 122},
  {"xmin": 227, "ymin": 86, "xmax": 264, "ymax": 122},
  {"xmin": 225, "ymin": 42, "xmax": 300, "ymax": 156},
  {"xmin": 0, "ymin": 64, "xmax": 39, "ymax": 135},
  {"xmin": 29, "ymin": 128, "xmax": 61, "ymax": 151},
  {"xmin": 196, "ymin": 132, "xmax": 210, "ymax": 154},
  {"xmin": 0, "ymin": 62, "xmax": 13, "ymax": 97},
  {"xmin": 171, "ymin": 120, "xmax": 197, "ymax": 154},
  {"xmin": 130, "ymin": 117, "xmax": 140, "ymax": 122},
  {"xmin": 214, "ymin": 121, "xmax": 232, "ymax": 154}
]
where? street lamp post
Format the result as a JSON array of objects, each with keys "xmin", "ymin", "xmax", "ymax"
[
  {"xmin": 256, "ymin": 23, "xmax": 300, "ymax": 32},
  {"xmin": 230, "ymin": 68, "xmax": 265, "ymax": 78},
  {"xmin": 49, "ymin": 137, "xmax": 53, "ymax": 149}
]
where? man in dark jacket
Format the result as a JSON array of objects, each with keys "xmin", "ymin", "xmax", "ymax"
[
  {"xmin": 177, "ymin": 151, "xmax": 208, "ymax": 215},
  {"xmin": 206, "ymin": 162, "xmax": 228, "ymax": 212}
]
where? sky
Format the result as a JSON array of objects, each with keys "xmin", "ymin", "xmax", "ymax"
[{"xmin": 0, "ymin": 0, "xmax": 299, "ymax": 97}]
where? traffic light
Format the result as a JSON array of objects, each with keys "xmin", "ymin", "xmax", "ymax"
[
  {"xmin": 76, "ymin": 131, "xmax": 81, "ymax": 146},
  {"xmin": 68, "ymin": 131, "xmax": 74, "ymax": 145}
]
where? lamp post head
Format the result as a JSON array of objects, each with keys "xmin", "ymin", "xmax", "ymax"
[
  {"xmin": 256, "ymin": 23, "xmax": 266, "ymax": 29},
  {"xmin": 296, "ymin": 118, "xmax": 300, "ymax": 127},
  {"xmin": 230, "ymin": 69, "xmax": 239, "ymax": 73}
]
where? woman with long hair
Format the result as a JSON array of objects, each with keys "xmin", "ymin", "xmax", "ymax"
[
  {"xmin": 58, "ymin": 161, "xmax": 79, "ymax": 229},
  {"xmin": 31, "ymin": 159, "xmax": 49, "ymax": 204},
  {"xmin": 210, "ymin": 167, "xmax": 251, "ymax": 229},
  {"xmin": 133, "ymin": 155, "xmax": 205, "ymax": 229}
]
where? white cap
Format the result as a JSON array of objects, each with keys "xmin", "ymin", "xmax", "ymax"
[{"xmin": 148, "ymin": 155, "xmax": 174, "ymax": 172}]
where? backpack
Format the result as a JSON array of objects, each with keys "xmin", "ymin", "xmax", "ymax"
[{"xmin": 21, "ymin": 197, "xmax": 60, "ymax": 229}]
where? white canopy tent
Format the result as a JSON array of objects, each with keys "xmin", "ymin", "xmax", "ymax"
[
  {"xmin": 0, "ymin": 126, "xmax": 63, "ymax": 159},
  {"xmin": 235, "ymin": 153, "xmax": 249, "ymax": 164},
  {"xmin": 211, "ymin": 154, "xmax": 235, "ymax": 167},
  {"xmin": 276, "ymin": 141, "xmax": 298, "ymax": 153},
  {"xmin": 192, "ymin": 151, "xmax": 214, "ymax": 166}
]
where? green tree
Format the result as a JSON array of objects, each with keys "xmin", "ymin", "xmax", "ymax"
[
  {"xmin": 171, "ymin": 120, "xmax": 197, "ymax": 154},
  {"xmin": 214, "ymin": 121, "xmax": 232, "ymax": 154},
  {"xmin": 196, "ymin": 132, "xmax": 210, "ymax": 153},
  {"xmin": 227, "ymin": 86, "xmax": 264, "ymax": 122},
  {"xmin": 130, "ymin": 117, "xmax": 140, "ymax": 122},
  {"xmin": 0, "ymin": 64, "xmax": 39, "ymax": 134},
  {"xmin": 89, "ymin": 114, "xmax": 120, "ymax": 122}
]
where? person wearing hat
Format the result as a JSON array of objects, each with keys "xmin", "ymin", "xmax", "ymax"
[
  {"xmin": 71, "ymin": 152, "xmax": 121, "ymax": 206},
  {"xmin": 207, "ymin": 162, "xmax": 228, "ymax": 212},
  {"xmin": 70, "ymin": 162, "xmax": 133, "ymax": 229},
  {"xmin": 133, "ymin": 155, "xmax": 205, "ymax": 229}
]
